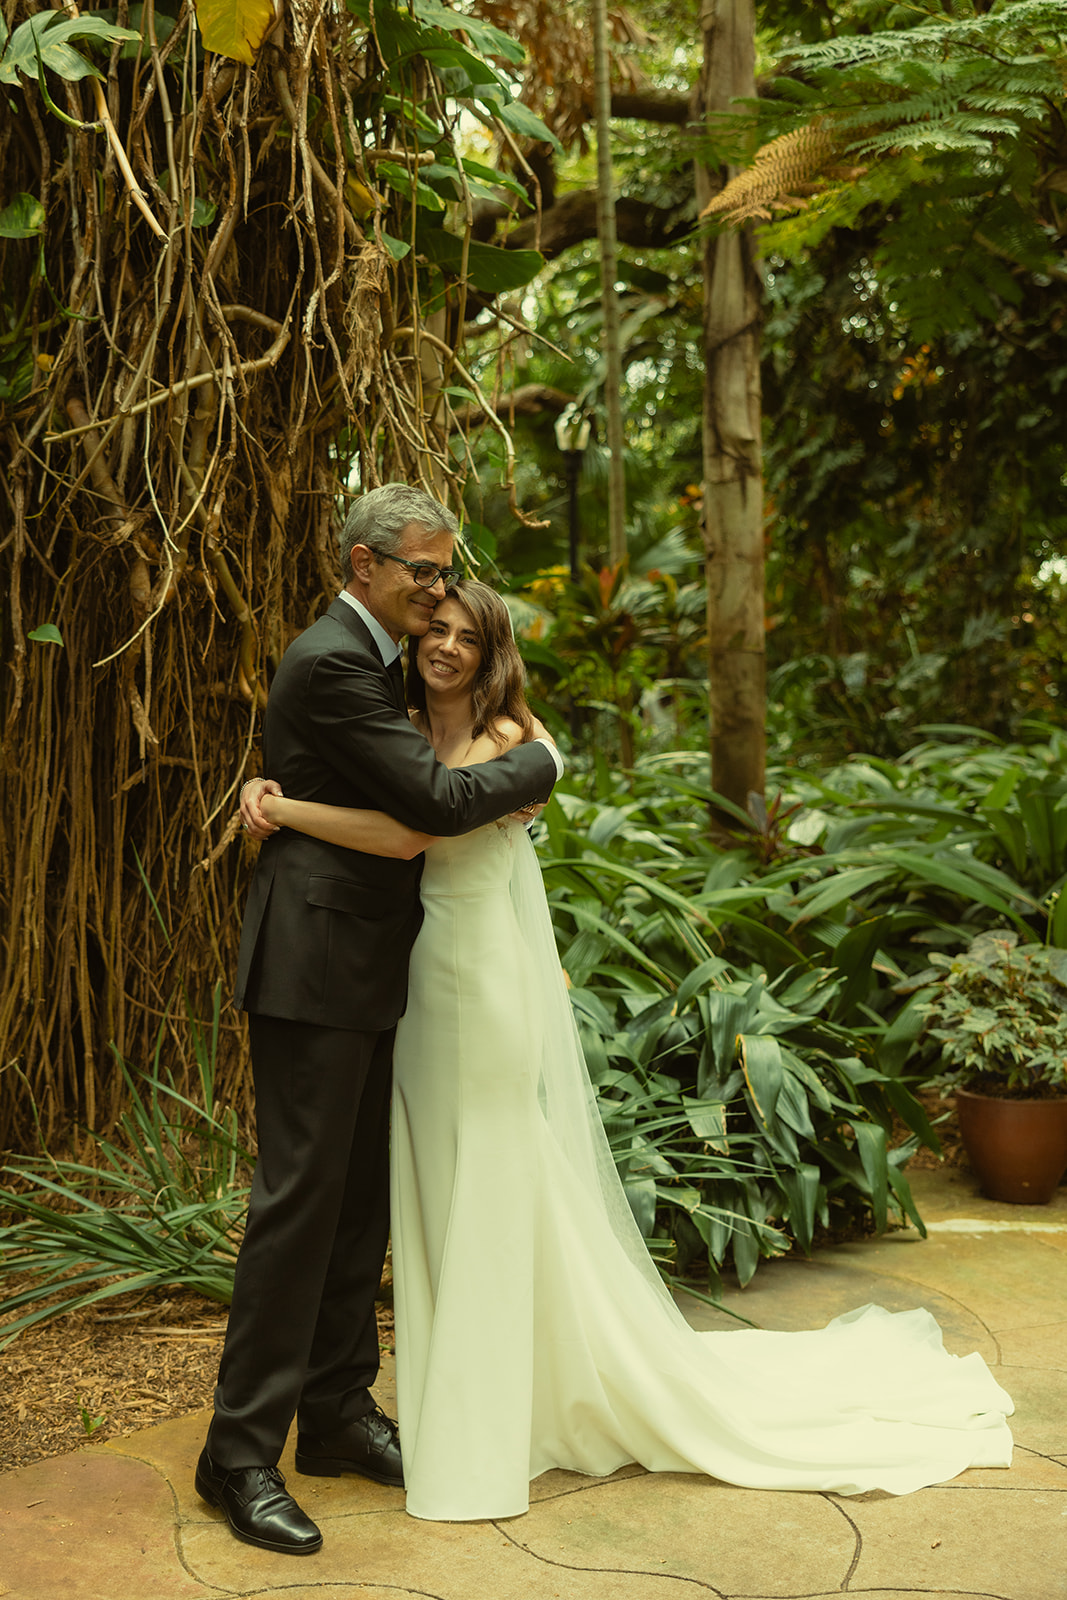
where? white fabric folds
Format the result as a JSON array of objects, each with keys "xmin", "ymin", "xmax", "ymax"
[{"xmin": 390, "ymin": 821, "xmax": 1013, "ymax": 1522}]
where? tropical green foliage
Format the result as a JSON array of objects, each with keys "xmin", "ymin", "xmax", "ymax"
[
  {"xmin": 917, "ymin": 930, "xmax": 1067, "ymax": 1099},
  {"xmin": 526, "ymin": 721, "xmax": 1067, "ymax": 1281},
  {"xmin": 457, "ymin": 0, "xmax": 1067, "ymax": 759},
  {"xmin": 0, "ymin": 990, "xmax": 250, "ymax": 1346},
  {"xmin": 760, "ymin": 6, "xmax": 1067, "ymax": 313},
  {"xmin": 536, "ymin": 773, "xmax": 936, "ymax": 1286}
]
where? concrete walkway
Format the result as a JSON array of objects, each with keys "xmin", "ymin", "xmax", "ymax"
[{"xmin": 1, "ymin": 1167, "xmax": 1065, "ymax": 1600}]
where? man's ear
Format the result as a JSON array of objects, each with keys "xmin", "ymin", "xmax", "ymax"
[{"xmin": 349, "ymin": 543, "xmax": 375, "ymax": 585}]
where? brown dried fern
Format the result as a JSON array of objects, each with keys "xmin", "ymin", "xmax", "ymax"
[{"xmin": 701, "ymin": 120, "xmax": 864, "ymax": 225}]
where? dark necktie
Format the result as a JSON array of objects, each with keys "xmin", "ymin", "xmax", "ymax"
[{"xmin": 387, "ymin": 655, "xmax": 406, "ymax": 711}]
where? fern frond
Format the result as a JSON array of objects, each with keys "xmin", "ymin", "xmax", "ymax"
[
  {"xmin": 700, "ymin": 120, "xmax": 858, "ymax": 226},
  {"xmin": 787, "ymin": 5, "xmax": 1067, "ymax": 73}
]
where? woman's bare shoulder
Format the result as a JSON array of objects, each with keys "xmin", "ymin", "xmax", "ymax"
[
  {"xmin": 490, "ymin": 716, "xmax": 526, "ymax": 752},
  {"xmin": 463, "ymin": 717, "xmax": 526, "ymax": 764}
]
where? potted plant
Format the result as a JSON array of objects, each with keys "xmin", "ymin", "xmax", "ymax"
[{"xmin": 917, "ymin": 929, "xmax": 1067, "ymax": 1204}]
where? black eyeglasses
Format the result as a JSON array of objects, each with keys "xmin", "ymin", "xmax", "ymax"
[{"xmin": 371, "ymin": 551, "xmax": 462, "ymax": 591}]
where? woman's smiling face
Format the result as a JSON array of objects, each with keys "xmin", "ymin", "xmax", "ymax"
[{"xmin": 417, "ymin": 595, "xmax": 483, "ymax": 697}]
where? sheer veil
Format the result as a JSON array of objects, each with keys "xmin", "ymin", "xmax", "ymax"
[{"xmin": 508, "ymin": 823, "xmax": 695, "ymax": 1325}]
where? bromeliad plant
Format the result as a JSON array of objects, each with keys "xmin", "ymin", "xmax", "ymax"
[
  {"xmin": 0, "ymin": 986, "xmax": 251, "ymax": 1347},
  {"xmin": 916, "ymin": 931, "xmax": 1067, "ymax": 1101}
]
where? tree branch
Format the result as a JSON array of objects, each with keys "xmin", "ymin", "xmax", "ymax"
[
  {"xmin": 506, "ymin": 189, "xmax": 694, "ymax": 259},
  {"xmin": 610, "ymin": 89, "xmax": 692, "ymax": 124}
]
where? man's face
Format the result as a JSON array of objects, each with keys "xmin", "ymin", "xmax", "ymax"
[{"xmin": 352, "ymin": 521, "xmax": 455, "ymax": 642}]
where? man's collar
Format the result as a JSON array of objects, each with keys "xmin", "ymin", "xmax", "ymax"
[{"xmin": 337, "ymin": 590, "xmax": 400, "ymax": 665}]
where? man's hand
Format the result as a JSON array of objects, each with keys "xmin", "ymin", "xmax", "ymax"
[
  {"xmin": 511, "ymin": 716, "xmax": 559, "ymax": 820},
  {"xmin": 509, "ymin": 800, "xmax": 547, "ymax": 824},
  {"xmin": 240, "ymin": 777, "xmax": 283, "ymax": 841}
]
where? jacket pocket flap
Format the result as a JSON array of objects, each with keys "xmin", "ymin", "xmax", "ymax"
[{"xmin": 305, "ymin": 873, "xmax": 390, "ymax": 918}]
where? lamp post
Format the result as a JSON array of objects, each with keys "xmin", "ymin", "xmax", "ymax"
[{"xmin": 554, "ymin": 407, "xmax": 591, "ymax": 584}]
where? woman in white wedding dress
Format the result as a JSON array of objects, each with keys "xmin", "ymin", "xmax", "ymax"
[{"xmin": 255, "ymin": 580, "xmax": 1013, "ymax": 1523}]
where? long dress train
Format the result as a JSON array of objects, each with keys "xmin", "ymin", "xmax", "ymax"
[{"xmin": 390, "ymin": 820, "xmax": 1013, "ymax": 1522}]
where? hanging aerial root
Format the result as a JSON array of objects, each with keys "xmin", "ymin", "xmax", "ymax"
[{"xmin": 344, "ymin": 239, "xmax": 389, "ymax": 404}]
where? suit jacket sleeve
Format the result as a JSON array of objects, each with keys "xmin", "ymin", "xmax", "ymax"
[{"xmin": 300, "ymin": 647, "xmax": 556, "ymax": 834}]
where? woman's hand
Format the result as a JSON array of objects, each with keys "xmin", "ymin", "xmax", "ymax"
[{"xmin": 240, "ymin": 777, "xmax": 283, "ymax": 841}]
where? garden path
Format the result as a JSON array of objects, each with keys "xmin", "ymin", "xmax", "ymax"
[{"xmin": 0, "ymin": 1167, "xmax": 1064, "ymax": 1600}]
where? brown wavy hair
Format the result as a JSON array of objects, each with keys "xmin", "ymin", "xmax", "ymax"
[{"xmin": 405, "ymin": 579, "xmax": 535, "ymax": 747}]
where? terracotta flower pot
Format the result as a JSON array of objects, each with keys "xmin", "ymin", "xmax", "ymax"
[{"xmin": 955, "ymin": 1087, "xmax": 1067, "ymax": 1205}]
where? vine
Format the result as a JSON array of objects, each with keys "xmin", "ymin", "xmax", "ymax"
[{"xmin": 0, "ymin": 0, "xmax": 551, "ymax": 1146}]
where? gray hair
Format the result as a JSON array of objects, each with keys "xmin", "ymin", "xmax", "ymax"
[{"xmin": 338, "ymin": 483, "xmax": 460, "ymax": 579}]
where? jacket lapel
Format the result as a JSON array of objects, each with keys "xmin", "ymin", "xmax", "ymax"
[{"xmin": 326, "ymin": 597, "xmax": 406, "ymax": 711}]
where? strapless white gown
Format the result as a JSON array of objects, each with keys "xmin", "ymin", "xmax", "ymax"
[{"xmin": 390, "ymin": 821, "xmax": 1013, "ymax": 1522}]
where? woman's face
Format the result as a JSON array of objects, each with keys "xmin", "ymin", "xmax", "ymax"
[{"xmin": 417, "ymin": 595, "xmax": 483, "ymax": 698}]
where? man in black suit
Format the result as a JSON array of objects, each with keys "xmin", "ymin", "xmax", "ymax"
[{"xmin": 196, "ymin": 484, "xmax": 560, "ymax": 1554}]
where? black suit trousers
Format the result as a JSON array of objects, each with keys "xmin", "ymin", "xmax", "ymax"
[{"xmin": 207, "ymin": 1014, "xmax": 393, "ymax": 1467}]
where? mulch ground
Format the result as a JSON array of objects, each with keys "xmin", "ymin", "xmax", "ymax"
[
  {"xmin": 0, "ymin": 1094, "xmax": 960, "ymax": 1476},
  {"xmin": 0, "ymin": 1288, "xmax": 395, "ymax": 1475}
]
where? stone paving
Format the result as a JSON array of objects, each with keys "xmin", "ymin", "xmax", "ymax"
[{"xmin": 1, "ymin": 1166, "xmax": 1065, "ymax": 1600}]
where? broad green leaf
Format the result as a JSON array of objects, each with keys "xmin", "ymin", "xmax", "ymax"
[
  {"xmin": 1050, "ymin": 886, "xmax": 1067, "ymax": 950},
  {"xmin": 738, "ymin": 1033, "xmax": 784, "ymax": 1126},
  {"xmin": 0, "ymin": 14, "xmax": 139, "ymax": 85},
  {"xmin": 0, "ymin": 193, "xmax": 45, "ymax": 238},
  {"xmin": 566, "ymin": 987, "xmax": 618, "ymax": 1036},
  {"xmin": 877, "ymin": 988, "xmax": 935, "ymax": 1077},
  {"xmin": 193, "ymin": 0, "xmax": 274, "ymax": 66},
  {"xmin": 27, "ymin": 623, "xmax": 63, "ymax": 646},
  {"xmin": 882, "ymin": 847, "xmax": 1035, "ymax": 925},
  {"xmin": 779, "ymin": 1162, "xmax": 820, "ymax": 1255},
  {"xmin": 379, "ymin": 94, "xmax": 441, "ymax": 138},
  {"xmin": 118, "ymin": 4, "xmax": 179, "ymax": 59},
  {"xmin": 380, "ymin": 232, "xmax": 411, "ymax": 261},
  {"xmin": 730, "ymin": 1214, "xmax": 760, "ymax": 1287},
  {"xmin": 623, "ymin": 1175, "xmax": 656, "ymax": 1236},
  {"xmin": 419, "ymin": 229, "xmax": 544, "ymax": 293},
  {"xmin": 982, "ymin": 765, "xmax": 1023, "ymax": 810},
  {"xmin": 888, "ymin": 1166, "xmax": 927, "ymax": 1239},
  {"xmin": 978, "ymin": 808, "xmax": 1027, "ymax": 877},
  {"xmin": 1017, "ymin": 790, "xmax": 1055, "ymax": 874},
  {"xmin": 683, "ymin": 1097, "xmax": 728, "ymax": 1151},
  {"xmin": 775, "ymin": 1069, "xmax": 816, "ymax": 1140},
  {"xmin": 378, "ymin": 161, "xmax": 446, "ymax": 211},
  {"xmin": 412, "ymin": 0, "xmax": 525, "ymax": 65},
  {"xmin": 882, "ymin": 1078, "xmax": 941, "ymax": 1156},
  {"xmin": 420, "ymin": 42, "xmax": 500, "ymax": 89},
  {"xmin": 852, "ymin": 1121, "xmax": 888, "ymax": 1236},
  {"xmin": 789, "ymin": 864, "xmax": 895, "ymax": 924},
  {"xmin": 457, "ymin": 155, "xmax": 527, "ymax": 200},
  {"xmin": 830, "ymin": 916, "xmax": 892, "ymax": 1019},
  {"xmin": 477, "ymin": 91, "xmax": 563, "ymax": 155},
  {"xmin": 676, "ymin": 958, "xmax": 730, "ymax": 1011}
]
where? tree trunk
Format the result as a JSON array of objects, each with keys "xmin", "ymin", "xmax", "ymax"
[
  {"xmin": 695, "ymin": 0, "xmax": 765, "ymax": 814},
  {"xmin": 591, "ymin": 0, "xmax": 627, "ymax": 566}
]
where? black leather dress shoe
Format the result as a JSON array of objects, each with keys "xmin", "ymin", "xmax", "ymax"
[
  {"xmin": 295, "ymin": 1405, "xmax": 404, "ymax": 1488},
  {"xmin": 195, "ymin": 1449, "xmax": 323, "ymax": 1554}
]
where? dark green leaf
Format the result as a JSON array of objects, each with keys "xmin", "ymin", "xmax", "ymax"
[
  {"xmin": 27, "ymin": 623, "xmax": 63, "ymax": 646},
  {"xmin": 419, "ymin": 228, "xmax": 544, "ymax": 293},
  {"xmin": 0, "ymin": 193, "xmax": 45, "ymax": 238}
]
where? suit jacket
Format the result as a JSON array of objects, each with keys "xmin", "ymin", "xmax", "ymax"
[{"xmin": 234, "ymin": 598, "xmax": 557, "ymax": 1032}]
